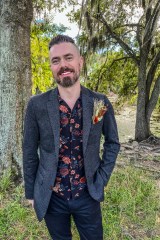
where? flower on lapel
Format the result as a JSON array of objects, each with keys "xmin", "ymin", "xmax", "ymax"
[{"xmin": 92, "ymin": 99, "xmax": 107, "ymax": 124}]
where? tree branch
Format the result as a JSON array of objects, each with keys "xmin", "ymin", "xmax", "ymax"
[
  {"xmin": 95, "ymin": 57, "xmax": 108, "ymax": 92},
  {"xmin": 109, "ymin": 57, "xmax": 134, "ymax": 68},
  {"xmin": 137, "ymin": 14, "xmax": 144, "ymax": 47},
  {"xmin": 98, "ymin": 14, "xmax": 140, "ymax": 66},
  {"xmin": 146, "ymin": 50, "xmax": 160, "ymax": 98},
  {"xmin": 146, "ymin": 75, "xmax": 160, "ymax": 122},
  {"xmin": 98, "ymin": 57, "xmax": 137, "ymax": 94},
  {"xmin": 121, "ymin": 30, "xmax": 137, "ymax": 37},
  {"xmin": 150, "ymin": 0, "xmax": 160, "ymax": 33},
  {"xmin": 143, "ymin": 0, "xmax": 160, "ymax": 47},
  {"xmin": 119, "ymin": 23, "xmax": 143, "ymax": 28},
  {"xmin": 79, "ymin": 0, "xmax": 87, "ymax": 33}
]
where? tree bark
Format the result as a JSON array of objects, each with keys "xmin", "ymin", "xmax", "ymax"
[
  {"xmin": 135, "ymin": 52, "xmax": 150, "ymax": 141},
  {"xmin": 0, "ymin": 0, "xmax": 33, "ymax": 179}
]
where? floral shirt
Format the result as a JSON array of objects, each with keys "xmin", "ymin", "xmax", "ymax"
[{"xmin": 52, "ymin": 94, "xmax": 87, "ymax": 200}]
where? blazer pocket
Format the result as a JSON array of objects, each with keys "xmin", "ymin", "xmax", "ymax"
[
  {"xmin": 87, "ymin": 134, "xmax": 99, "ymax": 145},
  {"xmin": 91, "ymin": 119, "xmax": 103, "ymax": 129}
]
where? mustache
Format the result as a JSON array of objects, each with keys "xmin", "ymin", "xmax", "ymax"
[{"xmin": 58, "ymin": 67, "xmax": 74, "ymax": 75}]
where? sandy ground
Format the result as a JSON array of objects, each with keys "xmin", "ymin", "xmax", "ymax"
[{"xmin": 115, "ymin": 105, "xmax": 160, "ymax": 143}]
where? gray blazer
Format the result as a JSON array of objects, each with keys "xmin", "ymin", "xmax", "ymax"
[{"xmin": 23, "ymin": 86, "xmax": 120, "ymax": 221}]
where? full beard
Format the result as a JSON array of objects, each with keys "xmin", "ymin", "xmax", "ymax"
[{"xmin": 55, "ymin": 73, "xmax": 79, "ymax": 88}]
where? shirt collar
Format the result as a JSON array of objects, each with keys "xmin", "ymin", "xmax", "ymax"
[{"xmin": 57, "ymin": 88, "xmax": 82, "ymax": 104}]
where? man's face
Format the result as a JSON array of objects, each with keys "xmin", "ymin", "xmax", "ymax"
[{"xmin": 49, "ymin": 42, "xmax": 83, "ymax": 88}]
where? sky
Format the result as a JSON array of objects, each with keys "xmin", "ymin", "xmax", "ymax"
[
  {"xmin": 50, "ymin": 0, "xmax": 81, "ymax": 40},
  {"xmin": 53, "ymin": 11, "xmax": 79, "ymax": 39}
]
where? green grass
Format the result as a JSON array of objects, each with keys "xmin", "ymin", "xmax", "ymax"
[
  {"xmin": 0, "ymin": 166, "xmax": 159, "ymax": 240},
  {"xmin": 102, "ymin": 166, "xmax": 160, "ymax": 239}
]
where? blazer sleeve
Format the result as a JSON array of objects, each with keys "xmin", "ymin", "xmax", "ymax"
[
  {"xmin": 96, "ymin": 96, "xmax": 120, "ymax": 186},
  {"xmin": 23, "ymin": 98, "xmax": 40, "ymax": 199}
]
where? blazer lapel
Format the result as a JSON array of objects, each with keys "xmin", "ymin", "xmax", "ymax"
[
  {"xmin": 82, "ymin": 86, "xmax": 94, "ymax": 156},
  {"xmin": 47, "ymin": 88, "xmax": 60, "ymax": 162}
]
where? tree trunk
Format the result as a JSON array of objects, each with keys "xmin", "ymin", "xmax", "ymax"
[
  {"xmin": 135, "ymin": 94, "xmax": 150, "ymax": 142},
  {"xmin": 0, "ymin": 0, "xmax": 33, "ymax": 180},
  {"xmin": 135, "ymin": 62, "xmax": 150, "ymax": 141}
]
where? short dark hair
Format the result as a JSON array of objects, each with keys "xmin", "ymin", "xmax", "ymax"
[{"xmin": 49, "ymin": 35, "xmax": 77, "ymax": 50}]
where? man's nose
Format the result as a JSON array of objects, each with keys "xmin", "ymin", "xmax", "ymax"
[{"xmin": 59, "ymin": 58, "xmax": 68, "ymax": 68}]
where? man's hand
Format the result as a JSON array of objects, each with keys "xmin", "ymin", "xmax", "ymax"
[{"xmin": 28, "ymin": 199, "xmax": 34, "ymax": 208}]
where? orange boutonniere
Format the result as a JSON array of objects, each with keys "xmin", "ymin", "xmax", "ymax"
[{"xmin": 92, "ymin": 99, "xmax": 107, "ymax": 124}]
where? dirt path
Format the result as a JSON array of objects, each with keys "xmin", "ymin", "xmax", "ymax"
[
  {"xmin": 111, "ymin": 102, "xmax": 160, "ymax": 175},
  {"xmin": 115, "ymin": 106, "xmax": 136, "ymax": 142},
  {"xmin": 115, "ymin": 105, "xmax": 160, "ymax": 143}
]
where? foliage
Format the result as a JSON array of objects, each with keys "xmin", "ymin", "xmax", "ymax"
[
  {"xmin": 32, "ymin": 0, "xmax": 64, "ymax": 14},
  {"xmin": 31, "ymin": 20, "xmax": 68, "ymax": 94},
  {"xmin": 84, "ymin": 51, "xmax": 138, "ymax": 101},
  {"xmin": 0, "ymin": 166, "xmax": 159, "ymax": 239}
]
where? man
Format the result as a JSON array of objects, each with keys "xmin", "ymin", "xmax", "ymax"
[{"xmin": 23, "ymin": 35, "xmax": 120, "ymax": 240}]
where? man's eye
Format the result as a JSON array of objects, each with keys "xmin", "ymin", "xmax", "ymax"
[
  {"xmin": 52, "ymin": 59, "xmax": 59, "ymax": 65},
  {"xmin": 66, "ymin": 56, "xmax": 73, "ymax": 61}
]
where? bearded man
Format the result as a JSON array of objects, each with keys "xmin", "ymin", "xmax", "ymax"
[{"xmin": 23, "ymin": 35, "xmax": 120, "ymax": 240}]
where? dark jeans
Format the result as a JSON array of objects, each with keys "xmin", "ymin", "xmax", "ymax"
[{"xmin": 44, "ymin": 190, "xmax": 103, "ymax": 240}]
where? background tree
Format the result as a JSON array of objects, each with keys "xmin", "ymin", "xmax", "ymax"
[
  {"xmin": 71, "ymin": 0, "xmax": 160, "ymax": 141},
  {"xmin": 0, "ymin": 0, "xmax": 33, "ymax": 179}
]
